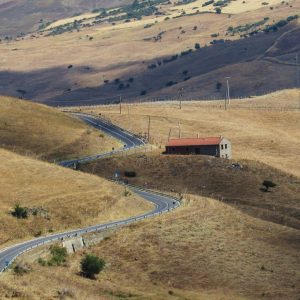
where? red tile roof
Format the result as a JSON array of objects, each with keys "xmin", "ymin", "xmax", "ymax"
[{"xmin": 166, "ymin": 137, "xmax": 222, "ymax": 147}]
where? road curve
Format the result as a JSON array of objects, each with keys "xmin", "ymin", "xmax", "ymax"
[
  {"xmin": 59, "ymin": 113, "xmax": 145, "ymax": 168},
  {"xmin": 0, "ymin": 113, "xmax": 180, "ymax": 273}
]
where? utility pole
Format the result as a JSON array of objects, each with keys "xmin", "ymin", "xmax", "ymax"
[
  {"xmin": 178, "ymin": 122, "xmax": 181, "ymax": 139},
  {"xmin": 147, "ymin": 116, "xmax": 151, "ymax": 142},
  {"xmin": 178, "ymin": 87, "xmax": 183, "ymax": 110},
  {"xmin": 296, "ymin": 54, "xmax": 300, "ymax": 110},
  {"xmin": 225, "ymin": 77, "xmax": 231, "ymax": 106},
  {"xmin": 119, "ymin": 95, "xmax": 122, "ymax": 114},
  {"xmin": 168, "ymin": 128, "xmax": 172, "ymax": 141}
]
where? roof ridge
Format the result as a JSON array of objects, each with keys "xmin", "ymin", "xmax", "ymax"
[{"xmin": 170, "ymin": 137, "xmax": 221, "ymax": 140}]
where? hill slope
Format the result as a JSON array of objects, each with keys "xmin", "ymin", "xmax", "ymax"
[
  {"xmin": 0, "ymin": 0, "xmax": 298, "ymax": 105},
  {"xmin": 0, "ymin": 0, "xmax": 131, "ymax": 37},
  {"xmin": 80, "ymin": 153, "xmax": 300, "ymax": 229},
  {"xmin": 1, "ymin": 195, "xmax": 299, "ymax": 299},
  {"xmin": 78, "ymin": 89, "xmax": 300, "ymax": 177},
  {"xmin": 0, "ymin": 96, "xmax": 120, "ymax": 160},
  {"xmin": 0, "ymin": 148, "xmax": 152, "ymax": 247}
]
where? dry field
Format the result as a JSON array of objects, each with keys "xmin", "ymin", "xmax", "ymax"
[
  {"xmin": 0, "ymin": 148, "xmax": 153, "ymax": 247},
  {"xmin": 1, "ymin": 195, "xmax": 299, "ymax": 299},
  {"xmin": 0, "ymin": 96, "xmax": 120, "ymax": 161},
  {"xmin": 78, "ymin": 89, "xmax": 300, "ymax": 178},
  {"xmin": 0, "ymin": 0, "xmax": 298, "ymax": 103}
]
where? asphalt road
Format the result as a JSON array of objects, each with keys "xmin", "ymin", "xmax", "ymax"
[
  {"xmin": 0, "ymin": 113, "xmax": 180, "ymax": 273},
  {"xmin": 59, "ymin": 113, "xmax": 145, "ymax": 167}
]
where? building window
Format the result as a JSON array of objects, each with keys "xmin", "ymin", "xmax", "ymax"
[
  {"xmin": 225, "ymin": 144, "xmax": 227, "ymax": 149},
  {"xmin": 221, "ymin": 144, "xmax": 224, "ymax": 150}
]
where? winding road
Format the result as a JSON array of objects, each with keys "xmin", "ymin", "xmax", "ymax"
[{"xmin": 0, "ymin": 113, "xmax": 180, "ymax": 273}]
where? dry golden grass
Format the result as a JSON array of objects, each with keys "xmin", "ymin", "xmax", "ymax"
[
  {"xmin": 0, "ymin": 148, "xmax": 153, "ymax": 247},
  {"xmin": 80, "ymin": 151, "xmax": 300, "ymax": 229},
  {"xmin": 1, "ymin": 196, "xmax": 299, "ymax": 299},
  {"xmin": 78, "ymin": 89, "xmax": 300, "ymax": 177},
  {"xmin": 0, "ymin": 96, "xmax": 120, "ymax": 160},
  {"xmin": 169, "ymin": 0, "xmax": 285, "ymax": 14},
  {"xmin": 45, "ymin": 12, "xmax": 100, "ymax": 30}
]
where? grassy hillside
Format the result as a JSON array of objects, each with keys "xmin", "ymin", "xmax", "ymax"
[
  {"xmin": 0, "ymin": 148, "xmax": 153, "ymax": 247},
  {"xmin": 1, "ymin": 196, "xmax": 299, "ymax": 299},
  {"xmin": 78, "ymin": 89, "xmax": 300, "ymax": 178},
  {"xmin": 0, "ymin": 96, "xmax": 120, "ymax": 160},
  {"xmin": 80, "ymin": 152, "xmax": 300, "ymax": 229},
  {"xmin": 0, "ymin": 0, "xmax": 298, "ymax": 104}
]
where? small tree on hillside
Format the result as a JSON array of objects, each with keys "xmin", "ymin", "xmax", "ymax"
[
  {"xmin": 12, "ymin": 204, "xmax": 28, "ymax": 219},
  {"xmin": 262, "ymin": 180, "xmax": 277, "ymax": 192},
  {"xmin": 215, "ymin": 7, "xmax": 222, "ymax": 14},
  {"xmin": 195, "ymin": 43, "xmax": 200, "ymax": 50},
  {"xmin": 80, "ymin": 254, "xmax": 105, "ymax": 279},
  {"xmin": 216, "ymin": 82, "xmax": 222, "ymax": 91}
]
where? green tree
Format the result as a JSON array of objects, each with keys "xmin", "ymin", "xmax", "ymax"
[
  {"xmin": 48, "ymin": 246, "xmax": 68, "ymax": 266},
  {"xmin": 12, "ymin": 204, "xmax": 28, "ymax": 219},
  {"xmin": 195, "ymin": 43, "xmax": 200, "ymax": 50},
  {"xmin": 80, "ymin": 254, "xmax": 105, "ymax": 279}
]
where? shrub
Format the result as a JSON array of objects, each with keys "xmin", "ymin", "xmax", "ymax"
[
  {"xmin": 13, "ymin": 263, "xmax": 31, "ymax": 275},
  {"xmin": 140, "ymin": 90, "xmax": 147, "ymax": 95},
  {"xmin": 48, "ymin": 245, "xmax": 68, "ymax": 266},
  {"xmin": 37, "ymin": 257, "xmax": 47, "ymax": 266},
  {"xmin": 148, "ymin": 63, "xmax": 157, "ymax": 69},
  {"xmin": 166, "ymin": 81, "xmax": 177, "ymax": 87},
  {"xmin": 262, "ymin": 180, "xmax": 277, "ymax": 192},
  {"xmin": 124, "ymin": 189, "xmax": 131, "ymax": 197},
  {"xmin": 181, "ymin": 49, "xmax": 192, "ymax": 56},
  {"xmin": 12, "ymin": 204, "xmax": 28, "ymax": 219},
  {"xmin": 80, "ymin": 254, "xmax": 105, "ymax": 279},
  {"xmin": 216, "ymin": 82, "xmax": 222, "ymax": 91},
  {"xmin": 215, "ymin": 7, "xmax": 222, "ymax": 13},
  {"xmin": 124, "ymin": 170, "xmax": 137, "ymax": 177},
  {"xmin": 195, "ymin": 43, "xmax": 200, "ymax": 50}
]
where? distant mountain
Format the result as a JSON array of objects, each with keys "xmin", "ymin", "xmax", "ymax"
[
  {"xmin": 0, "ymin": 0, "xmax": 299, "ymax": 105},
  {"xmin": 0, "ymin": 0, "xmax": 132, "ymax": 37}
]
